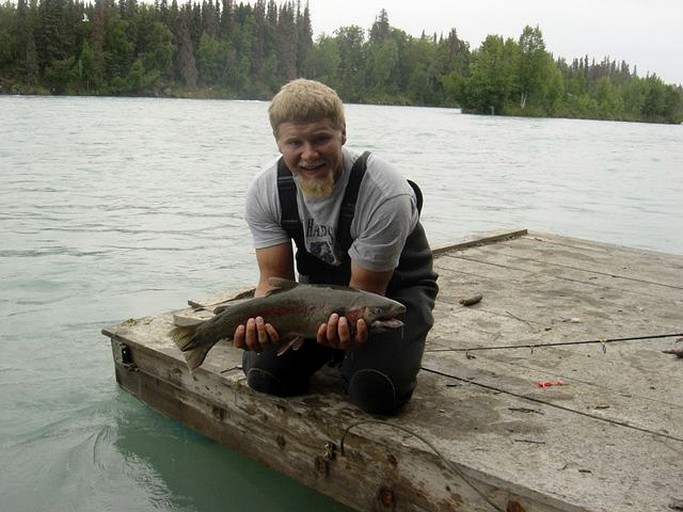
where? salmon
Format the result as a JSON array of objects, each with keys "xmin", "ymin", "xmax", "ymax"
[{"xmin": 170, "ymin": 278, "xmax": 406, "ymax": 370}]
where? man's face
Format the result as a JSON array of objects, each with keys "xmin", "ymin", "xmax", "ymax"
[{"xmin": 276, "ymin": 119, "xmax": 346, "ymax": 199}]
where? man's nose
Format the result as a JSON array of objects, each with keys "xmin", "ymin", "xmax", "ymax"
[{"xmin": 301, "ymin": 143, "xmax": 319, "ymax": 160}]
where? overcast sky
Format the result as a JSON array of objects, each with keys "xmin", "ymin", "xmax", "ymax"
[{"xmin": 305, "ymin": 0, "xmax": 683, "ymax": 86}]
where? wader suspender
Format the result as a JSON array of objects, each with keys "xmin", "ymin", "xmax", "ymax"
[
  {"xmin": 277, "ymin": 151, "xmax": 423, "ymax": 255},
  {"xmin": 277, "ymin": 151, "xmax": 371, "ymax": 254},
  {"xmin": 276, "ymin": 160, "xmax": 303, "ymax": 243}
]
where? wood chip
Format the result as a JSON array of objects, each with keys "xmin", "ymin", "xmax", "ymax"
[{"xmin": 459, "ymin": 294, "xmax": 483, "ymax": 306}]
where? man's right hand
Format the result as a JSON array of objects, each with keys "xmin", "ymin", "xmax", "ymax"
[{"xmin": 233, "ymin": 316, "xmax": 280, "ymax": 352}]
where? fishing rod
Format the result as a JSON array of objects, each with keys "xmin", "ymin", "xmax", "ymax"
[{"xmin": 425, "ymin": 332, "xmax": 683, "ymax": 354}]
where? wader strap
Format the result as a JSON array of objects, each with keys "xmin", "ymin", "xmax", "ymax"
[
  {"xmin": 336, "ymin": 151, "xmax": 371, "ymax": 252},
  {"xmin": 407, "ymin": 179, "xmax": 423, "ymax": 214},
  {"xmin": 277, "ymin": 157, "xmax": 303, "ymax": 243},
  {"xmin": 276, "ymin": 151, "xmax": 424, "ymax": 268},
  {"xmin": 276, "ymin": 151, "xmax": 371, "ymax": 254}
]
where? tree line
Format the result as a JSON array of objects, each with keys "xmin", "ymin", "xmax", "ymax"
[{"xmin": 0, "ymin": 0, "xmax": 681, "ymax": 123}]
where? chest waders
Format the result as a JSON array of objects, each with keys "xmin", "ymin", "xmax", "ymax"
[
  {"xmin": 276, "ymin": 151, "xmax": 436, "ymax": 296},
  {"xmin": 242, "ymin": 152, "xmax": 438, "ymax": 415}
]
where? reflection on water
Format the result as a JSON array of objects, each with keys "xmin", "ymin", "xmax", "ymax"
[
  {"xmin": 0, "ymin": 96, "xmax": 681, "ymax": 511},
  {"xmin": 112, "ymin": 394, "xmax": 349, "ymax": 512}
]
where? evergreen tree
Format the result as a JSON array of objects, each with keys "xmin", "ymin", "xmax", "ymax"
[
  {"xmin": 333, "ymin": 25, "xmax": 365, "ymax": 102},
  {"xmin": 296, "ymin": 0, "xmax": 312, "ymax": 77},
  {"xmin": 458, "ymin": 35, "xmax": 520, "ymax": 114},
  {"xmin": 365, "ymin": 13, "xmax": 399, "ymax": 99},
  {"xmin": 0, "ymin": 1, "xmax": 680, "ymax": 123},
  {"xmin": 175, "ymin": 6, "xmax": 197, "ymax": 87}
]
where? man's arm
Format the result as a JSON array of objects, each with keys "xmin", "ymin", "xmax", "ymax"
[
  {"xmin": 348, "ymin": 259, "xmax": 393, "ymax": 295},
  {"xmin": 254, "ymin": 242, "xmax": 296, "ymax": 296},
  {"xmin": 233, "ymin": 242, "xmax": 294, "ymax": 352}
]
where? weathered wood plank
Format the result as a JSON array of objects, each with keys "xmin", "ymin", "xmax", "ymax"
[
  {"xmin": 431, "ymin": 228, "xmax": 528, "ymax": 256},
  {"xmin": 424, "ymin": 231, "xmax": 683, "ymax": 449},
  {"xmin": 441, "ymin": 232, "xmax": 683, "ymax": 289},
  {"xmin": 404, "ymin": 365, "xmax": 683, "ymax": 512},
  {"xmin": 432, "ymin": 250, "xmax": 682, "ymax": 341},
  {"xmin": 103, "ymin": 230, "xmax": 683, "ymax": 512},
  {"xmin": 110, "ymin": 327, "xmax": 572, "ymax": 511}
]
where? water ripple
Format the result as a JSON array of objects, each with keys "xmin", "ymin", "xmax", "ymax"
[{"xmin": 1, "ymin": 96, "xmax": 681, "ymax": 512}]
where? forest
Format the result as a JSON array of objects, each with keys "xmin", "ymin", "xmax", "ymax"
[{"xmin": 1, "ymin": 0, "xmax": 681, "ymax": 123}]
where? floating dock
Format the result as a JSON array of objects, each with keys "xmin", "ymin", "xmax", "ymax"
[{"xmin": 102, "ymin": 229, "xmax": 683, "ymax": 512}]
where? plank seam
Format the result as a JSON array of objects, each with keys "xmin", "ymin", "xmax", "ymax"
[{"xmin": 420, "ymin": 367, "xmax": 683, "ymax": 443}]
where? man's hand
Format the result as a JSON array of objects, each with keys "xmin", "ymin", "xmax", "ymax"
[
  {"xmin": 316, "ymin": 313, "xmax": 368, "ymax": 349},
  {"xmin": 233, "ymin": 317, "xmax": 280, "ymax": 352}
]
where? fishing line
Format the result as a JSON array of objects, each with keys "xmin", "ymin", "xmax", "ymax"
[
  {"xmin": 425, "ymin": 332, "xmax": 683, "ymax": 353},
  {"xmin": 339, "ymin": 420, "xmax": 505, "ymax": 512}
]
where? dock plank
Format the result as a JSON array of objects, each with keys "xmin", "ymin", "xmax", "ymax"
[
  {"xmin": 103, "ymin": 230, "xmax": 683, "ymax": 512},
  {"xmin": 440, "ymin": 233, "xmax": 683, "ymax": 290}
]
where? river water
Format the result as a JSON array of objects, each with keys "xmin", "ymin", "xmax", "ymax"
[{"xmin": 0, "ymin": 96, "xmax": 681, "ymax": 511}]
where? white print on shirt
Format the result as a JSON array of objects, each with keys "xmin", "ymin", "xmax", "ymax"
[{"xmin": 305, "ymin": 219, "xmax": 337, "ymax": 264}]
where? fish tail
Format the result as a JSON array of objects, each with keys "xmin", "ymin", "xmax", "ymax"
[
  {"xmin": 170, "ymin": 325, "xmax": 212, "ymax": 370},
  {"xmin": 170, "ymin": 325, "xmax": 198, "ymax": 351},
  {"xmin": 184, "ymin": 345, "xmax": 212, "ymax": 371}
]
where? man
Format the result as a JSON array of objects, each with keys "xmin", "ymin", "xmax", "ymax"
[{"xmin": 234, "ymin": 79, "xmax": 438, "ymax": 415}]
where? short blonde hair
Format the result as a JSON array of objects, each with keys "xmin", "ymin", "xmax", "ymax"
[{"xmin": 268, "ymin": 79, "xmax": 346, "ymax": 138}]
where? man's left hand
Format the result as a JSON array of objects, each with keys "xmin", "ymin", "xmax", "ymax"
[{"xmin": 316, "ymin": 313, "xmax": 368, "ymax": 349}]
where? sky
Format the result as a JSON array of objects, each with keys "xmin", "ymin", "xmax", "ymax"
[{"xmin": 304, "ymin": 0, "xmax": 683, "ymax": 86}]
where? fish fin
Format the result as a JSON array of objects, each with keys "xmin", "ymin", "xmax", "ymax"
[
  {"xmin": 267, "ymin": 277, "xmax": 298, "ymax": 291},
  {"xmin": 170, "ymin": 325, "xmax": 197, "ymax": 351},
  {"xmin": 212, "ymin": 294, "xmax": 254, "ymax": 314},
  {"xmin": 276, "ymin": 340, "xmax": 294, "ymax": 356},
  {"xmin": 276, "ymin": 336, "xmax": 304, "ymax": 356},
  {"xmin": 184, "ymin": 345, "xmax": 212, "ymax": 371},
  {"xmin": 170, "ymin": 325, "xmax": 211, "ymax": 370}
]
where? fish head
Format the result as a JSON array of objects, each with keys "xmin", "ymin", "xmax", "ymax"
[{"xmin": 360, "ymin": 297, "xmax": 407, "ymax": 331}]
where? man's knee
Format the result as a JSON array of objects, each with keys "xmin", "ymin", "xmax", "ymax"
[
  {"xmin": 245, "ymin": 367, "xmax": 309, "ymax": 397},
  {"xmin": 242, "ymin": 346, "xmax": 326, "ymax": 397},
  {"xmin": 347, "ymin": 368, "xmax": 411, "ymax": 416}
]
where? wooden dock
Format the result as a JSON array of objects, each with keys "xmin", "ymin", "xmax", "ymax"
[{"xmin": 102, "ymin": 229, "xmax": 683, "ymax": 512}]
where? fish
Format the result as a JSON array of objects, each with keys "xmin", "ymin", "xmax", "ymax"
[{"xmin": 170, "ymin": 278, "xmax": 407, "ymax": 370}]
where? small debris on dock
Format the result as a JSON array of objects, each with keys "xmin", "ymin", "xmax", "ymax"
[
  {"xmin": 535, "ymin": 379, "xmax": 564, "ymax": 388},
  {"xmin": 459, "ymin": 293, "xmax": 483, "ymax": 306},
  {"xmin": 662, "ymin": 348, "xmax": 683, "ymax": 358},
  {"xmin": 668, "ymin": 497, "xmax": 683, "ymax": 511}
]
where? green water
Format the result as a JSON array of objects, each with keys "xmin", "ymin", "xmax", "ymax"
[{"xmin": 1, "ymin": 95, "xmax": 681, "ymax": 511}]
